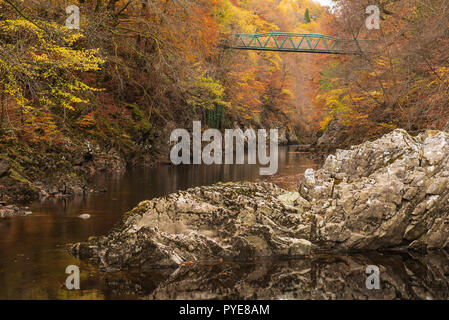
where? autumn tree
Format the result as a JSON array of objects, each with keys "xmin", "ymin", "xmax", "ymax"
[
  {"xmin": 0, "ymin": 1, "xmax": 104, "ymax": 143},
  {"xmin": 314, "ymin": 0, "xmax": 449, "ymax": 144}
]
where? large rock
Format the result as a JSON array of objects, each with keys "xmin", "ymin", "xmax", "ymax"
[
  {"xmin": 287, "ymin": 129, "xmax": 298, "ymax": 144},
  {"xmin": 153, "ymin": 121, "xmax": 178, "ymax": 164},
  {"xmin": 71, "ymin": 182, "xmax": 313, "ymax": 269},
  {"xmin": 71, "ymin": 129, "xmax": 449, "ymax": 269},
  {"xmin": 277, "ymin": 127, "xmax": 298, "ymax": 145},
  {"xmin": 316, "ymin": 117, "xmax": 344, "ymax": 150},
  {"xmin": 300, "ymin": 129, "xmax": 449, "ymax": 251}
]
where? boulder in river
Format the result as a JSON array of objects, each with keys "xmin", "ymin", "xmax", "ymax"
[
  {"xmin": 71, "ymin": 129, "xmax": 449, "ymax": 269},
  {"xmin": 71, "ymin": 182, "xmax": 313, "ymax": 269}
]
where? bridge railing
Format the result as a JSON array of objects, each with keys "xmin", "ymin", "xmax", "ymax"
[{"xmin": 232, "ymin": 32, "xmax": 373, "ymax": 55}]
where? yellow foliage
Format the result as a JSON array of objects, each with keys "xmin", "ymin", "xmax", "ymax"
[
  {"xmin": 186, "ymin": 74, "xmax": 230, "ymax": 110},
  {"xmin": 0, "ymin": 19, "xmax": 104, "ymax": 113}
]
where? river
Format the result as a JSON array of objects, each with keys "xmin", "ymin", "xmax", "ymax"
[{"xmin": 0, "ymin": 146, "xmax": 448, "ymax": 299}]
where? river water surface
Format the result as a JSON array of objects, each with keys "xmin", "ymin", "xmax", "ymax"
[{"xmin": 1, "ymin": 146, "xmax": 448, "ymax": 299}]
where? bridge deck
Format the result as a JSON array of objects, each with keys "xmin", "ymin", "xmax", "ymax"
[{"xmin": 232, "ymin": 32, "xmax": 372, "ymax": 55}]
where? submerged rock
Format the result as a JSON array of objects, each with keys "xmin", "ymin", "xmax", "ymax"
[
  {"xmin": 71, "ymin": 129, "xmax": 449, "ymax": 269},
  {"xmin": 0, "ymin": 203, "xmax": 32, "ymax": 218}
]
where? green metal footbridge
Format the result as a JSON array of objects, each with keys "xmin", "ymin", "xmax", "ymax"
[{"xmin": 231, "ymin": 32, "xmax": 372, "ymax": 55}]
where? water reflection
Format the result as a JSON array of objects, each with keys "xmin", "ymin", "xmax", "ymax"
[
  {"xmin": 0, "ymin": 147, "xmax": 319, "ymax": 299},
  {"xmin": 2, "ymin": 146, "xmax": 448, "ymax": 300},
  {"xmin": 97, "ymin": 252, "xmax": 449, "ymax": 300}
]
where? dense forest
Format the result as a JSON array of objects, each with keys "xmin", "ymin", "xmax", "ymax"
[
  {"xmin": 315, "ymin": 0, "xmax": 449, "ymax": 146},
  {"xmin": 0, "ymin": 0, "xmax": 448, "ymax": 202},
  {"xmin": 1, "ymin": 0, "xmax": 449, "ymax": 302}
]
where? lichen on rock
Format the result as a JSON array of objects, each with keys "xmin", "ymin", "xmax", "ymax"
[
  {"xmin": 71, "ymin": 129, "xmax": 449, "ymax": 269},
  {"xmin": 299, "ymin": 129, "xmax": 449, "ymax": 251},
  {"xmin": 71, "ymin": 182, "xmax": 313, "ymax": 269}
]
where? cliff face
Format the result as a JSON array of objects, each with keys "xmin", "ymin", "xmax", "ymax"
[{"xmin": 71, "ymin": 129, "xmax": 449, "ymax": 269}]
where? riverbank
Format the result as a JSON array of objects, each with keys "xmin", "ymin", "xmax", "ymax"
[
  {"xmin": 0, "ymin": 125, "xmax": 302, "ymax": 217},
  {"xmin": 0, "ymin": 137, "xmax": 126, "ymax": 201},
  {"xmin": 0, "ymin": 146, "xmax": 321, "ymax": 299}
]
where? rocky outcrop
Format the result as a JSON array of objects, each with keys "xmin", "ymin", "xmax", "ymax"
[
  {"xmin": 0, "ymin": 141, "xmax": 125, "ymax": 202},
  {"xmin": 278, "ymin": 127, "xmax": 298, "ymax": 145},
  {"xmin": 315, "ymin": 118, "xmax": 345, "ymax": 150},
  {"xmin": 0, "ymin": 159, "xmax": 10, "ymax": 178},
  {"xmin": 301, "ymin": 129, "xmax": 449, "ymax": 251},
  {"xmin": 71, "ymin": 129, "xmax": 449, "ymax": 269},
  {"xmin": 0, "ymin": 202, "xmax": 32, "ymax": 218},
  {"xmin": 71, "ymin": 182, "xmax": 313, "ymax": 270},
  {"xmin": 153, "ymin": 121, "xmax": 178, "ymax": 164}
]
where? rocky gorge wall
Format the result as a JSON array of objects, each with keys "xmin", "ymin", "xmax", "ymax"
[{"xmin": 0, "ymin": 139, "xmax": 126, "ymax": 217}]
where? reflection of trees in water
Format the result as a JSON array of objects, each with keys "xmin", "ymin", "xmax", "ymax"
[
  {"xmin": 99, "ymin": 252, "xmax": 449, "ymax": 300},
  {"xmin": 0, "ymin": 147, "xmax": 322, "ymax": 299},
  {"xmin": 259, "ymin": 150, "xmax": 322, "ymax": 190}
]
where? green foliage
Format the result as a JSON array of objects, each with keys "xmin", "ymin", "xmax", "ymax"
[
  {"xmin": 315, "ymin": 61, "xmax": 352, "ymax": 130},
  {"xmin": 304, "ymin": 8, "xmax": 311, "ymax": 23},
  {"xmin": 127, "ymin": 104, "xmax": 145, "ymax": 121},
  {"xmin": 203, "ymin": 104, "xmax": 226, "ymax": 129},
  {"xmin": 318, "ymin": 61, "xmax": 343, "ymax": 91},
  {"xmin": 125, "ymin": 104, "xmax": 152, "ymax": 139}
]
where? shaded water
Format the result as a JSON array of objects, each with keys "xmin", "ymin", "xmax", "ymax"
[{"xmin": 0, "ymin": 146, "xmax": 448, "ymax": 299}]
